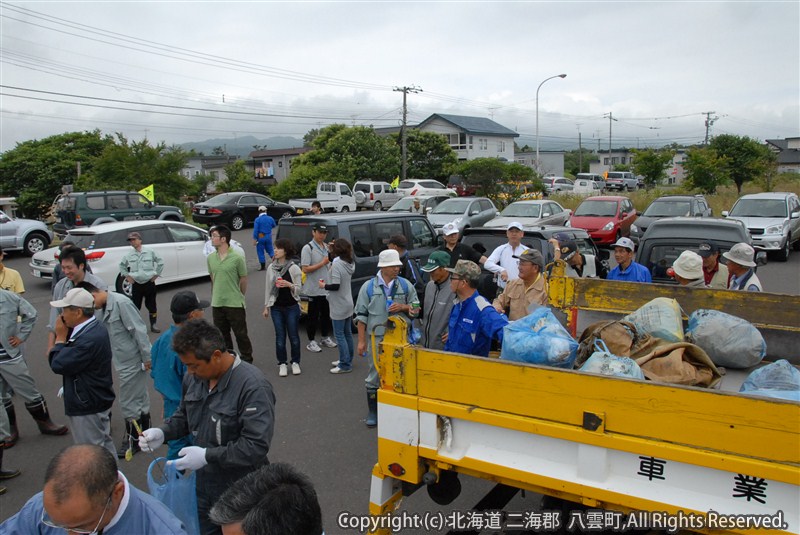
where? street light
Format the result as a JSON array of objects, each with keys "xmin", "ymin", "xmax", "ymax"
[{"xmin": 535, "ymin": 73, "xmax": 567, "ymax": 174}]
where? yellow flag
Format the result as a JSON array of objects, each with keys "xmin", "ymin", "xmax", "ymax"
[
  {"xmin": 391, "ymin": 176, "xmax": 399, "ymax": 189},
  {"xmin": 138, "ymin": 184, "xmax": 155, "ymax": 202}
]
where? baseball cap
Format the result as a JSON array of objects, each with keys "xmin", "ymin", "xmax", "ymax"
[
  {"xmin": 722, "ymin": 242, "xmax": 756, "ymax": 267},
  {"xmin": 553, "ymin": 232, "xmax": 578, "ymax": 261},
  {"xmin": 697, "ymin": 241, "xmax": 719, "ymax": 258},
  {"xmin": 170, "ymin": 291, "xmax": 211, "ymax": 315},
  {"xmin": 421, "ymin": 251, "xmax": 451, "ymax": 272},
  {"xmin": 127, "ymin": 231, "xmax": 142, "ymax": 241},
  {"xmin": 258, "ymin": 205, "xmax": 267, "ymax": 212},
  {"xmin": 446, "ymin": 259, "xmax": 481, "ymax": 281},
  {"xmin": 312, "ymin": 223, "xmax": 328, "ymax": 232},
  {"xmin": 507, "ymin": 221, "xmax": 524, "ymax": 231},
  {"xmin": 50, "ymin": 288, "xmax": 94, "ymax": 309},
  {"xmin": 612, "ymin": 237, "xmax": 635, "ymax": 251},
  {"xmin": 377, "ymin": 249, "xmax": 403, "ymax": 267},
  {"xmin": 672, "ymin": 250, "xmax": 704, "ymax": 280},
  {"xmin": 518, "ymin": 249, "xmax": 545, "ymax": 269},
  {"xmin": 442, "ymin": 222, "xmax": 460, "ymax": 236}
]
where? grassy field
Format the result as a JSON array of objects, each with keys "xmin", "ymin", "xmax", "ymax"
[{"xmin": 549, "ymin": 175, "xmax": 800, "ymax": 215}]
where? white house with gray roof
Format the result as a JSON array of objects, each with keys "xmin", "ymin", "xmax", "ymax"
[{"xmin": 416, "ymin": 113, "xmax": 519, "ymax": 162}]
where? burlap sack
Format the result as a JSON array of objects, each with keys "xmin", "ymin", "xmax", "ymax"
[
  {"xmin": 577, "ymin": 320, "xmax": 638, "ymax": 366},
  {"xmin": 634, "ymin": 342, "xmax": 722, "ymax": 388}
]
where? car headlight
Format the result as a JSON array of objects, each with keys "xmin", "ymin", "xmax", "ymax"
[
  {"xmin": 565, "ymin": 220, "xmax": 571, "ymax": 227},
  {"xmin": 453, "ymin": 217, "xmax": 463, "ymax": 224},
  {"xmin": 764, "ymin": 224, "xmax": 784, "ymax": 235},
  {"xmin": 631, "ymin": 224, "xmax": 639, "ymax": 234},
  {"xmin": 602, "ymin": 221, "xmax": 614, "ymax": 231}
]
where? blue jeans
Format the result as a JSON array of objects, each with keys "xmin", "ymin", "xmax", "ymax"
[
  {"xmin": 271, "ymin": 304, "xmax": 301, "ymax": 364},
  {"xmin": 332, "ymin": 317, "xmax": 355, "ymax": 370}
]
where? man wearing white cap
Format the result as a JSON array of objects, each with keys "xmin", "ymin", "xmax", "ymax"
[
  {"xmin": 607, "ymin": 237, "xmax": 652, "ymax": 283},
  {"xmin": 438, "ymin": 222, "xmax": 487, "ymax": 268},
  {"xmin": 354, "ymin": 249, "xmax": 419, "ymax": 428},
  {"xmin": 723, "ymin": 243, "xmax": 763, "ymax": 291},
  {"xmin": 253, "ymin": 205, "xmax": 276, "ymax": 271},
  {"xmin": 48, "ymin": 288, "xmax": 116, "ymax": 456},
  {"xmin": 483, "ymin": 222, "xmax": 533, "ymax": 292},
  {"xmin": 671, "ymin": 250, "xmax": 708, "ymax": 288}
]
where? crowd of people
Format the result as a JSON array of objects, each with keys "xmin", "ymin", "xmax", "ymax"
[{"xmin": 0, "ymin": 216, "xmax": 770, "ymax": 532}]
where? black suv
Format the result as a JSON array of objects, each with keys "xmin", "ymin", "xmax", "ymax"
[
  {"xmin": 460, "ymin": 226, "xmax": 606, "ymax": 299},
  {"xmin": 276, "ymin": 212, "xmax": 439, "ymax": 299},
  {"xmin": 54, "ymin": 190, "xmax": 184, "ymax": 237},
  {"xmin": 631, "ymin": 195, "xmax": 712, "ymax": 240}
]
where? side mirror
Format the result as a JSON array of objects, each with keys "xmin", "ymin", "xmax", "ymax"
[
  {"xmin": 620, "ymin": 212, "xmax": 628, "ymax": 219},
  {"xmin": 756, "ymin": 251, "xmax": 768, "ymax": 266},
  {"xmin": 791, "ymin": 211, "xmax": 800, "ymax": 219},
  {"xmin": 636, "ymin": 211, "xmax": 642, "ymax": 216},
  {"xmin": 598, "ymin": 249, "xmax": 610, "ymax": 261},
  {"xmin": 0, "ymin": 215, "xmax": 8, "ymax": 224},
  {"xmin": 721, "ymin": 210, "xmax": 729, "ymax": 217}
]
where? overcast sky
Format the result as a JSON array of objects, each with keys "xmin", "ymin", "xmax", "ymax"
[{"xmin": 1, "ymin": 1, "xmax": 798, "ymax": 154}]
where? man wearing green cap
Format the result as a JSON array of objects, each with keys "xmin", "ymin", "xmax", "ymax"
[
  {"xmin": 419, "ymin": 251, "xmax": 455, "ymax": 350},
  {"xmin": 444, "ymin": 260, "xmax": 508, "ymax": 357}
]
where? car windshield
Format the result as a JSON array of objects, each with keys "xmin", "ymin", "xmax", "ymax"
[
  {"xmin": 205, "ymin": 193, "xmax": 238, "ymax": 205},
  {"xmin": 730, "ymin": 199, "xmax": 787, "ymax": 218},
  {"xmin": 500, "ymin": 203, "xmax": 541, "ymax": 218},
  {"xmin": 431, "ymin": 199, "xmax": 470, "ymax": 215},
  {"xmin": 573, "ymin": 200, "xmax": 618, "ymax": 217},
  {"xmin": 607, "ymin": 173, "xmax": 624, "ymax": 179},
  {"xmin": 643, "ymin": 201, "xmax": 691, "ymax": 217},
  {"xmin": 354, "ymin": 184, "xmax": 370, "ymax": 192}
]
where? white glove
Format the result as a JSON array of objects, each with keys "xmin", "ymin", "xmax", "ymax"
[
  {"xmin": 57, "ymin": 387, "xmax": 64, "ymax": 398},
  {"xmin": 138, "ymin": 428, "xmax": 165, "ymax": 452},
  {"xmin": 170, "ymin": 446, "xmax": 208, "ymax": 471}
]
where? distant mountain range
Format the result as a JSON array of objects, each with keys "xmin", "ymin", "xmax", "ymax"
[{"xmin": 178, "ymin": 135, "xmax": 304, "ymax": 158}]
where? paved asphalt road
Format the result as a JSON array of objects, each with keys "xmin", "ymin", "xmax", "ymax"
[{"xmin": 1, "ymin": 228, "xmax": 798, "ymax": 532}]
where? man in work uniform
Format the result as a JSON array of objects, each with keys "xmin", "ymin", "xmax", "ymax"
[
  {"xmin": 419, "ymin": 251, "xmax": 455, "ymax": 351},
  {"xmin": 445, "ymin": 260, "xmax": 508, "ymax": 358},
  {"xmin": 139, "ymin": 319, "xmax": 276, "ymax": 535},
  {"xmin": 0, "ymin": 289, "xmax": 68, "ymax": 448},
  {"xmin": 119, "ymin": 231, "xmax": 165, "ymax": 333},
  {"xmin": 252, "ymin": 205, "xmax": 276, "ymax": 271},
  {"xmin": 724, "ymin": 243, "xmax": 763, "ymax": 291},
  {"xmin": 607, "ymin": 237, "xmax": 651, "ymax": 283},
  {"xmin": 493, "ymin": 249, "xmax": 548, "ymax": 320},
  {"xmin": 79, "ymin": 282, "xmax": 152, "ymax": 459}
]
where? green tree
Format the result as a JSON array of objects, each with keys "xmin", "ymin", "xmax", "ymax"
[
  {"xmin": 710, "ymin": 134, "xmax": 776, "ymax": 194},
  {"xmin": 303, "ymin": 128, "xmax": 320, "ymax": 147},
  {"xmin": 563, "ymin": 148, "xmax": 597, "ymax": 176},
  {"xmin": 394, "ymin": 130, "xmax": 457, "ymax": 182},
  {"xmin": 271, "ymin": 125, "xmax": 399, "ymax": 201},
  {"xmin": 189, "ymin": 172, "xmax": 216, "ymax": 198},
  {"xmin": 683, "ymin": 147, "xmax": 731, "ymax": 194},
  {"xmin": 217, "ymin": 160, "xmax": 255, "ymax": 192},
  {"xmin": 631, "ymin": 148, "xmax": 675, "ymax": 188},
  {"xmin": 79, "ymin": 136, "xmax": 190, "ymax": 208},
  {"xmin": 0, "ymin": 130, "xmax": 115, "ymax": 217},
  {"xmin": 456, "ymin": 158, "xmax": 536, "ymax": 206}
]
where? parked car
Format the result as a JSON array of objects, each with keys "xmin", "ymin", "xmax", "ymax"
[
  {"xmin": 0, "ymin": 210, "xmax": 53, "ymax": 256},
  {"xmin": 722, "ymin": 192, "xmax": 800, "ymax": 261},
  {"xmin": 53, "ymin": 190, "xmax": 184, "ymax": 237},
  {"xmin": 568, "ymin": 196, "xmax": 638, "ymax": 246},
  {"xmin": 29, "ymin": 220, "xmax": 245, "ymax": 296},
  {"xmin": 353, "ymin": 181, "xmax": 403, "ymax": 211},
  {"xmin": 289, "ymin": 182, "xmax": 356, "ymax": 214},
  {"xmin": 426, "ymin": 197, "xmax": 499, "ymax": 231},
  {"xmin": 571, "ymin": 178, "xmax": 603, "ymax": 197},
  {"xmin": 193, "ymin": 192, "xmax": 294, "ymax": 230},
  {"xmin": 396, "ymin": 179, "xmax": 457, "ymax": 197},
  {"xmin": 460, "ymin": 226, "xmax": 606, "ymax": 300},
  {"xmin": 636, "ymin": 217, "xmax": 764, "ymax": 284},
  {"xmin": 576, "ymin": 173, "xmax": 606, "ymax": 191},
  {"xmin": 604, "ymin": 171, "xmax": 638, "ymax": 192},
  {"xmin": 276, "ymin": 212, "xmax": 438, "ymax": 299},
  {"xmin": 484, "ymin": 200, "xmax": 571, "ymax": 229},
  {"xmin": 631, "ymin": 194, "xmax": 713, "ymax": 239},
  {"xmin": 388, "ymin": 195, "xmax": 452, "ymax": 214},
  {"xmin": 542, "ymin": 177, "xmax": 574, "ymax": 195},
  {"xmin": 447, "ymin": 176, "xmax": 479, "ymax": 197}
]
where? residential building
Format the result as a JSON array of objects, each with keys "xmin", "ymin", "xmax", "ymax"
[
  {"xmin": 247, "ymin": 147, "xmax": 312, "ymax": 184},
  {"xmin": 767, "ymin": 138, "xmax": 800, "ymax": 174},
  {"xmin": 416, "ymin": 114, "xmax": 519, "ymax": 162},
  {"xmin": 514, "ymin": 151, "xmax": 565, "ymax": 177},
  {"xmin": 182, "ymin": 155, "xmax": 239, "ymax": 190}
]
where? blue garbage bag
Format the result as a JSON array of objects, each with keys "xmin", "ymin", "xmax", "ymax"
[
  {"xmin": 500, "ymin": 308, "xmax": 578, "ymax": 368},
  {"xmin": 147, "ymin": 457, "xmax": 200, "ymax": 535},
  {"xmin": 580, "ymin": 340, "xmax": 645, "ymax": 380},
  {"xmin": 739, "ymin": 359, "xmax": 800, "ymax": 401},
  {"xmin": 686, "ymin": 309, "xmax": 766, "ymax": 368}
]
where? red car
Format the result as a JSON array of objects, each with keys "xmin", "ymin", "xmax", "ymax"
[{"xmin": 568, "ymin": 196, "xmax": 638, "ymax": 246}]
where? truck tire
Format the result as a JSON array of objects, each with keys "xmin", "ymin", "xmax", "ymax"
[
  {"xmin": 231, "ymin": 214, "xmax": 245, "ymax": 230},
  {"xmin": 115, "ymin": 274, "xmax": 134, "ymax": 299},
  {"xmin": 340, "ymin": 206, "xmax": 350, "ymax": 213},
  {"xmin": 373, "ymin": 201, "xmax": 382, "ymax": 211},
  {"xmin": 776, "ymin": 237, "xmax": 790, "ymax": 262},
  {"xmin": 354, "ymin": 191, "xmax": 366, "ymax": 204},
  {"xmin": 23, "ymin": 232, "xmax": 50, "ymax": 256}
]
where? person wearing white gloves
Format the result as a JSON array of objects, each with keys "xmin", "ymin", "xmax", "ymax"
[{"xmin": 139, "ymin": 319, "xmax": 276, "ymax": 535}]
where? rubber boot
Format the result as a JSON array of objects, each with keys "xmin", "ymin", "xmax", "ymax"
[
  {"xmin": 149, "ymin": 313, "xmax": 161, "ymax": 334},
  {"xmin": 0, "ymin": 446, "xmax": 21, "ymax": 481},
  {"xmin": 116, "ymin": 419, "xmax": 142, "ymax": 459},
  {"xmin": 365, "ymin": 390, "xmax": 378, "ymax": 428},
  {"xmin": 1, "ymin": 401, "xmax": 18, "ymax": 448},
  {"xmin": 259, "ymin": 262, "xmax": 266, "ymax": 271},
  {"xmin": 25, "ymin": 399, "xmax": 69, "ymax": 436}
]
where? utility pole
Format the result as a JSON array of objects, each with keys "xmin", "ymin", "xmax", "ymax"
[
  {"xmin": 394, "ymin": 85, "xmax": 422, "ymax": 182},
  {"xmin": 604, "ymin": 112, "xmax": 617, "ymax": 170},
  {"xmin": 578, "ymin": 132, "xmax": 583, "ymax": 172},
  {"xmin": 703, "ymin": 111, "xmax": 718, "ymax": 145}
]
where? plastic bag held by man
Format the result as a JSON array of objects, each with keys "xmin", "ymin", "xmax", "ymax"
[
  {"xmin": 685, "ymin": 309, "xmax": 766, "ymax": 368},
  {"xmin": 500, "ymin": 308, "xmax": 578, "ymax": 368}
]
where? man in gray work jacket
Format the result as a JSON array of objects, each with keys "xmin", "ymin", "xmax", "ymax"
[
  {"xmin": 139, "ymin": 319, "xmax": 276, "ymax": 535},
  {"xmin": 79, "ymin": 282, "xmax": 152, "ymax": 459}
]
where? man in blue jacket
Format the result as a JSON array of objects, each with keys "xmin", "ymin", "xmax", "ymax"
[
  {"xmin": 48, "ymin": 288, "xmax": 115, "ymax": 456},
  {"xmin": 606, "ymin": 237, "xmax": 652, "ymax": 283},
  {"xmin": 253, "ymin": 205, "xmax": 276, "ymax": 271},
  {"xmin": 445, "ymin": 260, "xmax": 508, "ymax": 357}
]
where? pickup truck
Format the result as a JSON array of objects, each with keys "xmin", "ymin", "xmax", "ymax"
[
  {"xmin": 289, "ymin": 182, "xmax": 356, "ymax": 214},
  {"xmin": 605, "ymin": 171, "xmax": 639, "ymax": 192},
  {"xmin": 367, "ymin": 269, "xmax": 799, "ymax": 534}
]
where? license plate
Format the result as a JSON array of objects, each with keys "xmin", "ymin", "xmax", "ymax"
[
  {"xmin": 199, "ymin": 209, "xmax": 206, "ymax": 215},
  {"xmin": 32, "ymin": 269, "xmax": 41, "ymax": 277},
  {"xmin": 296, "ymin": 209, "xmax": 305, "ymax": 215}
]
